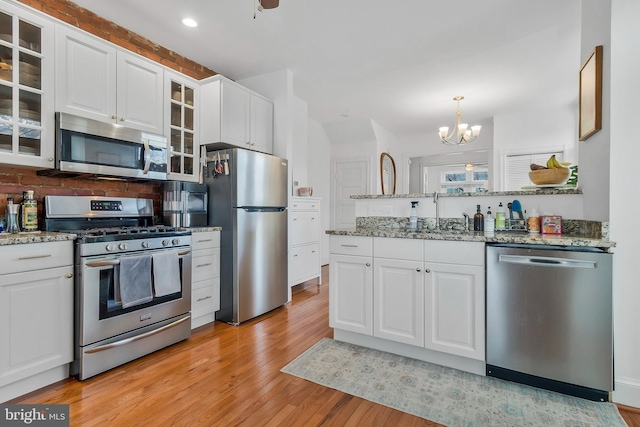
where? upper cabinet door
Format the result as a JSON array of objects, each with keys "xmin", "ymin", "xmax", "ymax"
[
  {"xmin": 55, "ymin": 25, "xmax": 164, "ymax": 134},
  {"xmin": 0, "ymin": 3, "xmax": 55, "ymax": 168},
  {"xmin": 116, "ymin": 51, "xmax": 163, "ymax": 133},
  {"xmin": 55, "ymin": 25, "xmax": 117, "ymax": 123},
  {"xmin": 220, "ymin": 80, "xmax": 250, "ymax": 146},
  {"xmin": 165, "ymin": 71, "xmax": 199, "ymax": 182},
  {"xmin": 250, "ymin": 94, "xmax": 273, "ymax": 154}
]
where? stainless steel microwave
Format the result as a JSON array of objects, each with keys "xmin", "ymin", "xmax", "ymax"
[{"xmin": 54, "ymin": 112, "xmax": 168, "ymax": 180}]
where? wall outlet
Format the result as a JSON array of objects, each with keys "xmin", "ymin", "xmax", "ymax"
[{"xmin": 368, "ymin": 205, "xmax": 393, "ymax": 216}]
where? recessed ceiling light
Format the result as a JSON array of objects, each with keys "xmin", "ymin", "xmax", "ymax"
[{"xmin": 182, "ymin": 18, "xmax": 198, "ymax": 28}]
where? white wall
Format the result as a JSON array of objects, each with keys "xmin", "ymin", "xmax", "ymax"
[
  {"xmin": 578, "ymin": 0, "xmax": 612, "ymax": 222},
  {"xmin": 492, "ymin": 106, "xmax": 578, "ymax": 191},
  {"xmin": 610, "ymin": 0, "xmax": 640, "ymax": 408},
  {"xmin": 307, "ymin": 118, "xmax": 332, "ymax": 265},
  {"xmin": 371, "ymin": 120, "xmax": 399, "ymax": 194},
  {"xmin": 291, "ymin": 96, "xmax": 309, "ymax": 195}
]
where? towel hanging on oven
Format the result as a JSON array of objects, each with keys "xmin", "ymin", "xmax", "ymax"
[
  {"xmin": 152, "ymin": 251, "xmax": 181, "ymax": 297},
  {"xmin": 118, "ymin": 255, "xmax": 153, "ymax": 308}
]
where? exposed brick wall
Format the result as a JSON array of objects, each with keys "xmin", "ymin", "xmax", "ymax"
[
  {"xmin": 0, "ymin": 167, "xmax": 164, "ymax": 229},
  {"xmin": 1, "ymin": 0, "xmax": 220, "ymax": 229},
  {"xmin": 18, "ymin": 0, "xmax": 218, "ymax": 80}
]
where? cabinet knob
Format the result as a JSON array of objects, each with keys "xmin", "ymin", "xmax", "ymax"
[
  {"xmin": 365, "ymin": 263, "xmax": 370, "ymax": 267},
  {"xmin": 425, "ymin": 268, "xmax": 431, "ymax": 273},
  {"xmin": 416, "ymin": 268, "xmax": 421, "ymax": 272},
  {"xmin": 112, "ymin": 115, "xmax": 117, "ymax": 119},
  {"xmin": 66, "ymin": 273, "xmax": 74, "ymax": 279},
  {"xmin": 120, "ymin": 117, "xmax": 125, "ymax": 122},
  {"xmin": 47, "ymin": 157, "xmax": 54, "ymax": 162}
]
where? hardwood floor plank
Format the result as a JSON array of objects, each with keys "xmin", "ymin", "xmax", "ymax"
[{"xmin": 7, "ymin": 265, "xmax": 640, "ymax": 426}]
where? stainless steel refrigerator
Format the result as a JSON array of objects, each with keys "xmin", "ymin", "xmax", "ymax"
[{"xmin": 205, "ymin": 148, "xmax": 288, "ymax": 324}]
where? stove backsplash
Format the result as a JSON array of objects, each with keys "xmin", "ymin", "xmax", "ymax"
[{"xmin": 0, "ymin": 166, "xmax": 164, "ymax": 228}]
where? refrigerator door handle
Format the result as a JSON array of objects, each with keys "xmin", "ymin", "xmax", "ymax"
[{"xmin": 240, "ymin": 207, "xmax": 287, "ymax": 213}]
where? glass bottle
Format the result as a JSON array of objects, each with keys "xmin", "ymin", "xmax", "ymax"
[{"xmin": 21, "ymin": 190, "xmax": 38, "ymax": 231}]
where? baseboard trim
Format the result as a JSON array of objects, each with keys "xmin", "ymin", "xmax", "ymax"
[{"xmin": 613, "ymin": 377, "xmax": 640, "ymax": 408}]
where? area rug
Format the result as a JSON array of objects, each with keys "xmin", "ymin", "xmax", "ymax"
[{"xmin": 281, "ymin": 338, "xmax": 626, "ymax": 427}]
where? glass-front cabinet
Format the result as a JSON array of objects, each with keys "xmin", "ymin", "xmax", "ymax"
[
  {"xmin": 0, "ymin": 3, "xmax": 54, "ymax": 168},
  {"xmin": 165, "ymin": 72, "xmax": 199, "ymax": 182}
]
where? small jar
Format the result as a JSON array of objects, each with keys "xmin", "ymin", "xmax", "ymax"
[{"xmin": 528, "ymin": 209, "xmax": 541, "ymax": 234}]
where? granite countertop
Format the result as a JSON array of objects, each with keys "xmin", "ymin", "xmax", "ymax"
[
  {"xmin": 0, "ymin": 231, "xmax": 77, "ymax": 246},
  {"xmin": 326, "ymin": 228, "xmax": 615, "ymax": 249}
]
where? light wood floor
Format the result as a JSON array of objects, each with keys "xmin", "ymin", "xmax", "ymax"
[{"xmin": 11, "ymin": 265, "xmax": 640, "ymax": 426}]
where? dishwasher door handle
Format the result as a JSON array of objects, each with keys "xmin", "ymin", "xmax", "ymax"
[{"xmin": 498, "ymin": 254, "xmax": 597, "ymax": 269}]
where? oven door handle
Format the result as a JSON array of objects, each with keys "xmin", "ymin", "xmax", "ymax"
[
  {"xmin": 85, "ymin": 250, "xmax": 191, "ymax": 267},
  {"xmin": 84, "ymin": 315, "xmax": 191, "ymax": 354}
]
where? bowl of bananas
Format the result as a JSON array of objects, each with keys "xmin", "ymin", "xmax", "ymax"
[{"xmin": 529, "ymin": 155, "xmax": 571, "ymax": 185}]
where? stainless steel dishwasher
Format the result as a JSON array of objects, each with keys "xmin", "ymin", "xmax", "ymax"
[{"xmin": 486, "ymin": 243, "xmax": 613, "ymax": 402}]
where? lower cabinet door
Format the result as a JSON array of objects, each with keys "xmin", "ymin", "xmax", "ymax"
[
  {"xmin": 0, "ymin": 266, "xmax": 74, "ymax": 387},
  {"xmin": 290, "ymin": 243, "xmax": 320, "ymax": 285},
  {"xmin": 329, "ymin": 254, "xmax": 373, "ymax": 335},
  {"xmin": 424, "ymin": 262, "xmax": 485, "ymax": 360},
  {"xmin": 373, "ymin": 258, "xmax": 424, "ymax": 347}
]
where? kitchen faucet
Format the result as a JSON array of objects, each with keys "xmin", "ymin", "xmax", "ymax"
[
  {"xmin": 433, "ymin": 192, "xmax": 439, "ymax": 231},
  {"xmin": 462, "ymin": 213, "xmax": 470, "ymax": 232}
]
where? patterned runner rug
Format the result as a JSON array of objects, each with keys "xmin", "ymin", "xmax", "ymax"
[{"xmin": 281, "ymin": 338, "xmax": 625, "ymax": 427}]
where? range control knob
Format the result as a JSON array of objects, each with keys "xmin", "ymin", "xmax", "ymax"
[
  {"xmin": 119, "ymin": 243, "xmax": 128, "ymax": 250},
  {"xmin": 162, "ymin": 239, "xmax": 170, "ymax": 247},
  {"xmin": 106, "ymin": 244, "xmax": 117, "ymax": 252},
  {"xmin": 172, "ymin": 238, "xmax": 180, "ymax": 245},
  {"xmin": 141, "ymin": 241, "xmax": 150, "ymax": 249}
]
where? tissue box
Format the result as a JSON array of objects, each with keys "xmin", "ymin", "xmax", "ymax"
[{"xmin": 541, "ymin": 215, "xmax": 562, "ymax": 234}]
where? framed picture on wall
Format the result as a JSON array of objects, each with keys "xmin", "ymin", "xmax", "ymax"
[{"xmin": 579, "ymin": 45, "xmax": 603, "ymax": 141}]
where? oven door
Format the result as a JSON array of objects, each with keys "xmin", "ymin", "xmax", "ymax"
[{"xmin": 78, "ymin": 247, "xmax": 191, "ymax": 347}]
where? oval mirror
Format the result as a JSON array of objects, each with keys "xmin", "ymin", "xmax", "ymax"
[{"xmin": 380, "ymin": 152, "xmax": 396, "ymax": 195}]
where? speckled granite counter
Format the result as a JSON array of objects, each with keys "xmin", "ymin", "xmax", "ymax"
[
  {"xmin": 326, "ymin": 228, "xmax": 615, "ymax": 249},
  {"xmin": 0, "ymin": 231, "xmax": 77, "ymax": 246},
  {"xmin": 351, "ymin": 188, "xmax": 582, "ymax": 199},
  {"xmin": 182, "ymin": 226, "xmax": 222, "ymax": 232}
]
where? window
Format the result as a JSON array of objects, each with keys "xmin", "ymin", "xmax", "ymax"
[
  {"xmin": 439, "ymin": 164, "xmax": 489, "ymax": 194},
  {"xmin": 505, "ymin": 152, "xmax": 563, "ymax": 190}
]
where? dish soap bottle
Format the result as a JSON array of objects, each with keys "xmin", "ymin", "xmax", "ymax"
[
  {"xmin": 473, "ymin": 204, "xmax": 484, "ymax": 231},
  {"xmin": 496, "ymin": 202, "xmax": 506, "ymax": 231},
  {"xmin": 409, "ymin": 201, "xmax": 419, "ymax": 230},
  {"xmin": 484, "ymin": 207, "xmax": 495, "ymax": 233}
]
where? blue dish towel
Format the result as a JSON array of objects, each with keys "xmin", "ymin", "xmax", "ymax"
[
  {"xmin": 152, "ymin": 251, "xmax": 181, "ymax": 297},
  {"xmin": 118, "ymin": 255, "xmax": 153, "ymax": 308}
]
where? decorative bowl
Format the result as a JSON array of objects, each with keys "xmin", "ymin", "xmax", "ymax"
[{"xmin": 529, "ymin": 168, "xmax": 570, "ymax": 185}]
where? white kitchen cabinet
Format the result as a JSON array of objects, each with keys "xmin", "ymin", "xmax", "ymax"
[
  {"xmin": 55, "ymin": 25, "xmax": 164, "ymax": 134},
  {"xmin": 423, "ymin": 240, "xmax": 485, "ymax": 361},
  {"xmin": 373, "ymin": 238, "xmax": 424, "ymax": 347},
  {"xmin": 165, "ymin": 71, "xmax": 199, "ymax": 182},
  {"xmin": 289, "ymin": 197, "xmax": 321, "ymax": 287},
  {"xmin": 329, "ymin": 236, "xmax": 373, "ymax": 336},
  {"xmin": 190, "ymin": 230, "xmax": 221, "ymax": 329},
  {"xmin": 0, "ymin": 2, "xmax": 55, "ymax": 168},
  {"xmin": 0, "ymin": 240, "xmax": 74, "ymax": 402},
  {"xmin": 200, "ymin": 75, "xmax": 274, "ymax": 154}
]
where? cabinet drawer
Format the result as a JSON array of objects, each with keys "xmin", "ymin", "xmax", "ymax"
[
  {"xmin": 290, "ymin": 243, "xmax": 320, "ymax": 284},
  {"xmin": 192, "ymin": 231, "xmax": 220, "ymax": 250},
  {"xmin": 291, "ymin": 211, "xmax": 319, "ymax": 245},
  {"xmin": 374, "ymin": 237, "xmax": 423, "ymax": 261},
  {"xmin": 424, "ymin": 240, "xmax": 485, "ymax": 266},
  {"xmin": 291, "ymin": 200, "xmax": 319, "ymax": 210},
  {"xmin": 0, "ymin": 241, "xmax": 73, "ymax": 275},
  {"xmin": 191, "ymin": 281, "xmax": 220, "ymax": 316},
  {"xmin": 192, "ymin": 248, "xmax": 220, "ymax": 282},
  {"xmin": 330, "ymin": 236, "xmax": 372, "ymax": 257}
]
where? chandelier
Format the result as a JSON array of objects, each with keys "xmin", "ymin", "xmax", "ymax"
[{"xmin": 438, "ymin": 96, "xmax": 481, "ymax": 145}]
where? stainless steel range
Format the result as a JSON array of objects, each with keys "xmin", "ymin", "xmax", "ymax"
[{"xmin": 44, "ymin": 196, "xmax": 192, "ymax": 380}]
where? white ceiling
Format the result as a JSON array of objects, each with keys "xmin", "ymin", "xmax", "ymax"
[{"xmin": 70, "ymin": 0, "xmax": 582, "ymax": 138}]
